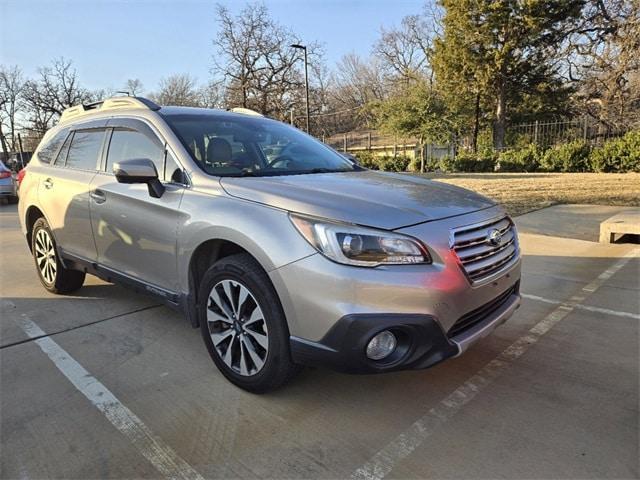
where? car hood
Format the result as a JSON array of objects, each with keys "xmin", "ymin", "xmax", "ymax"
[{"xmin": 220, "ymin": 170, "xmax": 495, "ymax": 230}]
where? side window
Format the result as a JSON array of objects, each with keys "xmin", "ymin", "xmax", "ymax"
[
  {"xmin": 164, "ymin": 150, "xmax": 184, "ymax": 183},
  {"xmin": 37, "ymin": 128, "xmax": 69, "ymax": 164},
  {"xmin": 65, "ymin": 130, "xmax": 105, "ymax": 170},
  {"xmin": 106, "ymin": 128, "xmax": 164, "ymax": 178},
  {"xmin": 54, "ymin": 132, "xmax": 74, "ymax": 166}
]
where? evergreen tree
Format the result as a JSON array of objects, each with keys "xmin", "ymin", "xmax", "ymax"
[{"xmin": 433, "ymin": 0, "xmax": 583, "ymax": 149}]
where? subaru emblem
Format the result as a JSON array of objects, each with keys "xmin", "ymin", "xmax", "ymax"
[{"xmin": 487, "ymin": 228, "xmax": 503, "ymax": 246}]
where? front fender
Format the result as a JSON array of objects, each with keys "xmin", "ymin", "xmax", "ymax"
[{"xmin": 176, "ymin": 188, "xmax": 316, "ymax": 295}]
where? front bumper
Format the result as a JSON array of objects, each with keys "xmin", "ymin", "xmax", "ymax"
[{"xmin": 290, "ymin": 282, "xmax": 520, "ymax": 374}]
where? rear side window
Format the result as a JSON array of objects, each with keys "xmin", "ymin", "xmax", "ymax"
[
  {"xmin": 106, "ymin": 128, "xmax": 164, "ymax": 178},
  {"xmin": 37, "ymin": 129, "xmax": 69, "ymax": 164},
  {"xmin": 65, "ymin": 130, "xmax": 105, "ymax": 171}
]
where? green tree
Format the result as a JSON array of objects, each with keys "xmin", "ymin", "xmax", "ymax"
[
  {"xmin": 371, "ymin": 80, "xmax": 460, "ymax": 171},
  {"xmin": 433, "ymin": 0, "xmax": 583, "ymax": 150}
]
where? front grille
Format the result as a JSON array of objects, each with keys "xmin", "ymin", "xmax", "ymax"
[
  {"xmin": 447, "ymin": 282, "xmax": 519, "ymax": 338},
  {"xmin": 452, "ymin": 216, "xmax": 518, "ymax": 283}
]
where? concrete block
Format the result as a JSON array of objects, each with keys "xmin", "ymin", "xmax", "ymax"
[{"xmin": 599, "ymin": 210, "xmax": 640, "ymax": 243}]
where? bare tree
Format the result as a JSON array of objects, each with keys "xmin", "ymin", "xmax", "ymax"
[
  {"xmin": 22, "ymin": 58, "xmax": 91, "ymax": 135},
  {"xmin": 212, "ymin": 2, "xmax": 323, "ymax": 120},
  {"xmin": 198, "ymin": 80, "xmax": 223, "ymax": 108},
  {"xmin": 0, "ymin": 65, "xmax": 25, "ymax": 155},
  {"xmin": 151, "ymin": 74, "xmax": 202, "ymax": 106},
  {"xmin": 565, "ymin": 0, "xmax": 640, "ymax": 127},
  {"xmin": 125, "ymin": 78, "xmax": 144, "ymax": 96},
  {"xmin": 374, "ymin": 15, "xmax": 434, "ymax": 84}
]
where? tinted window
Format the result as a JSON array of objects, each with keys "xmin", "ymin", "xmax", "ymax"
[
  {"xmin": 37, "ymin": 129, "xmax": 69, "ymax": 164},
  {"xmin": 106, "ymin": 128, "xmax": 164, "ymax": 177},
  {"xmin": 65, "ymin": 130, "xmax": 105, "ymax": 170},
  {"xmin": 54, "ymin": 133, "xmax": 74, "ymax": 166}
]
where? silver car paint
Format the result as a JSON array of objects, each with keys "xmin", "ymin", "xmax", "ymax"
[
  {"xmin": 221, "ymin": 170, "xmax": 496, "ymax": 230},
  {"xmin": 89, "ymin": 172, "xmax": 185, "ymax": 291},
  {"xmin": 19, "ymin": 106, "xmax": 521, "ymax": 353}
]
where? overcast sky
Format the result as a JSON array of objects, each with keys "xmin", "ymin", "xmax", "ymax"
[{"xmin": 1, "ymin": 0, "xmax": 424, "ymax": 94}]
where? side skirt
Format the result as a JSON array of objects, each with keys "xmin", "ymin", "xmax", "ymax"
[{"xmin": 60, "ymin": 250, "xmax": 190, "ymax": 318}]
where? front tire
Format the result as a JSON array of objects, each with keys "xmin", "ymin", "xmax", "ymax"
[
  {"xmin": 31, "ymin": 217, "xmax": 85, "ymax": 294},
  {"xmin": 198, "ymin": 253, "xmax": 299, "ymax": 393}
]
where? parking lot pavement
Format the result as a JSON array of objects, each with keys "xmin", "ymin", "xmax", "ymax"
[{"xmin": 1, "ymin": 202, "xmax": 638, "ymax": 479}]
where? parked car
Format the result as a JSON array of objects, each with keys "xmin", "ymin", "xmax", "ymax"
[
  {"xmin": 19, "ymin": 97, "xmax": 521, "ymax": 392},
  {"xmin": 0, "ymin": 160, "xmax": 18, "ymax": 203}
]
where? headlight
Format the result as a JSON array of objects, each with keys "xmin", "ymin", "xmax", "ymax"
[{"xmin": 290, "ymin": 214, "xmax": 431, "ymax": 267}]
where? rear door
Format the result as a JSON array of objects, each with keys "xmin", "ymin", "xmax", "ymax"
[
  {"xmin": 38, "ymin": 121, "xmax": 107, "ymax": 260},
  {"xmin": 89, "ymin": 117, "xmax": 186, "ymax": 293}
]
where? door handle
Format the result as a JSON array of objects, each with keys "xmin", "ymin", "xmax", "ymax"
[
  {"xmin": 43, "ymin": 178, "xmax": 53, "ymax": 189},
  {"xmin": 90, "ymin": 189, "xmax": 106, "ymax": 204}
]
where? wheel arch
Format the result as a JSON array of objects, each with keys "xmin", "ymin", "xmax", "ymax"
[
  {"xmin": 25, "ymin": 205, "xmax": 47, "ymax": 252},
  {"xmin": 186, "ymin": 238, "xmax": 267, "ymax": 328}
]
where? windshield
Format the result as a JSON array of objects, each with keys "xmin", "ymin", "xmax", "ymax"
[{"xmin": 161, "ymin": 111, "xmax": 356, "ymax": 177}]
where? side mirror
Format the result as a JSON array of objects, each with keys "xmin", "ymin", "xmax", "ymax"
[{"xmin": 113, "ymin": 158, "xmax": 165, "ymax": 198}]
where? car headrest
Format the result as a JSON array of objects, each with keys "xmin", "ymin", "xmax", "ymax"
[{"xmin": 206, "ymin": 137, "xmax": 232, "ymax": 165}]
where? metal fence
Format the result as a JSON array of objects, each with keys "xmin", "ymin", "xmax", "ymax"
[
  {"xmin": 506, "ymin": 117, "xmax": 632, "ymax": 149},
  {"xmin": 321, "ymin": 116, "xmax": 636, "ymax": 159}
]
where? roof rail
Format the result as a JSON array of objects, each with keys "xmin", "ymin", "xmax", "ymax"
[
  {"xmin": 228, "ymin": 107, "xmax": 264, "ymax": 117},
  {"xmin": 59, "ymin": 96, "xmax": 161, "ymax": 123}
]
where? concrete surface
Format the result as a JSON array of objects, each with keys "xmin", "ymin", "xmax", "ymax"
[
  {"xmin": 1, "ymin": 202, "xmax": 638, "ymax": 479},
  {"xmin": 600, "ymin": 210, "xmax": 640, "ymax": 243},
  {"xmin": 516, "ymin": 204, "xmax": 639, "ymax": 242}
]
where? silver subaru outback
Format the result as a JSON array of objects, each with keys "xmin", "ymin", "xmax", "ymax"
[{"xmin": 19, "ymin": 97, "xmax": 521, "ymax": 392}]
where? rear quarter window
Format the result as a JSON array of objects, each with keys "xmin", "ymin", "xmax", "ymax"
[{"xmin": 36, "ymin": 128, "xmax": 69, "ymax": 164}]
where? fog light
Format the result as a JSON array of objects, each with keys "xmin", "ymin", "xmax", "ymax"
[{"xmin": 366, "ymin": 330, "xmax": 397, "ymax": 360}]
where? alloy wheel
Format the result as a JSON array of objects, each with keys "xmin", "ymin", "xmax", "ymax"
[
  {"xmin": 206, "ymin": 279, "xmax": 269, "ymax": 376},
  {"xmin": 35, "ymin": 228, "xmax": 57, "ymax": 284}
]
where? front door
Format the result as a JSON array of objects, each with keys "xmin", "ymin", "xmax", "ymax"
[{"xmin": 89, "ymin": 118, "xmax": 185, "ymax": 293}]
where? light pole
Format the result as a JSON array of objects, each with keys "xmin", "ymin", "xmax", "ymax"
[{"xmin": 291, "ymin": 43, "xmax": 310, "ymax": 134}]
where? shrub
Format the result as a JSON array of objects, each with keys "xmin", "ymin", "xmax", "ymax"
[
  {"xmin": 353, "ymin": 152, "xmax": 412, "ymax": 172},
  {"xmin": 451, "ymin": 151, "xmax": 496, "ymax": 172},
  {"xmin": 496, "ymin": 145, "xmax": 542, "ymax": 172},
  {"xmin": 590, "ymin": 130, "xmax": 640, "ymax": 173},
  {"xmin": 353, "ymin": 151, "xmax": 379, "ymax": 170},
  {"xmin": 437, "ymin": 155, "xmax": 455, "ymax": 172},
  {"xmin": 379, "ymin": 155, "xmax": 411, "ymax": 172},
  {"xmin": 540, "ymin": 141, "xmax": 591, "ymax": 172}
]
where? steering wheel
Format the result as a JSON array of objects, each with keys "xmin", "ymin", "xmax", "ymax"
[{"xmin": 266, "ymin": 155, "xmax": 297, "ymax": 170}]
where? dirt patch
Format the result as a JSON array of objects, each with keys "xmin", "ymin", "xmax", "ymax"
[{"xmin": 415, "ymin": 172, "xmax": 640, "ymax": 217}]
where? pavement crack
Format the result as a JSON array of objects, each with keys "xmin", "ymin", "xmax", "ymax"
[{"xmin": 1, "ymin": 304, "xmax": 163, "ymax": 350}]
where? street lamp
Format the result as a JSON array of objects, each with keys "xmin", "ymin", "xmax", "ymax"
[{"xmin": 291, "ymin": 43, "xmax": 310, "ymax": 134}]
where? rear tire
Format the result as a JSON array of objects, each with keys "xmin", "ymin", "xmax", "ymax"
[
  {"xmin": 31, "ymin": 217, "xmax": 85, "ymax": 294},
  {"xmin": 198, "ymin": 253, "xmax": 300, "ymax": 393}
]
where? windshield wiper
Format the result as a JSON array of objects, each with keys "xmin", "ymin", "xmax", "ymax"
[
  {"xmin": 306, "ymin": 168, "xmax": 350, "ymax": 174},
  {"xmin": 225, "ymin": 170, "xmax": 259, "ymax": 177}
]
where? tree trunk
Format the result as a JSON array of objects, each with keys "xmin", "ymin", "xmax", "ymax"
[
  {"xmin": 0, "ymin": 124, "xmax": 9, "ymax": 162},
  {"xmin": 494, "ymin": 82, "xmax": 506, "ymax": 150},
  {"xmin": 472, "ymin": 91, "xmax": 481, "ymax": 153}
]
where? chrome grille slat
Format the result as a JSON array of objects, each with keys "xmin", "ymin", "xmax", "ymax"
[
  {"xmin": 454, "ymin": 219, "xmax": 510, "ymax": 247},
  {"xmin": 458, "ymin": 230, "xmax": 515, "ymax": 262},
  {"xmin": 452, "ymin": 216, "xmax": 518, "ymax": 284},
  {"xmin": 464, "ymin": 244, "xmax": 516, "ymax": 275}
]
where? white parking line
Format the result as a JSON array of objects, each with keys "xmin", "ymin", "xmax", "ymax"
[
  {"xmin": 351, "ymin": 248, "xmax": 639, "ymax": 480},
  {"xmin": 17, "ymin": 315, "xmax": 205, "ymax": 480},
  {"xmin": 522, "ymin": 293, "xmax": 639, "ymax": 320}
]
